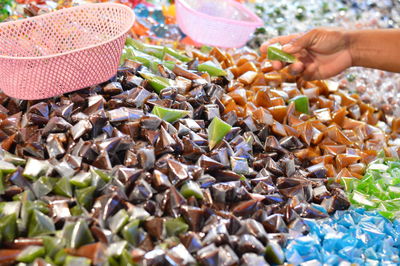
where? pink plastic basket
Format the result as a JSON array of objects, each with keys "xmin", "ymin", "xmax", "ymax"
[
  {"xmin": 0, "ymin": 3, "xmax": 135, "ymax": 100},
  {"xmin": 176, "ymin": 0, "xmax": 263, "ymax": 48}
]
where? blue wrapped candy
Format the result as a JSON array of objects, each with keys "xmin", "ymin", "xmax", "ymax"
[
  {"xmin": 285, "ymin": 208, "xmax": 400, "ymax": 265},
  {"xmin": 152, "ymin": 9, "xmax": 165, "ymax": 24},
  {"xmin": 151, "ymin": 24, "xmax": 168, "ymax": 38},
  {"xmin": 134, "ymin": 3, "xmax": 149, "ymax": 18}
]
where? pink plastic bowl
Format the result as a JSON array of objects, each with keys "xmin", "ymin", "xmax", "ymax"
[
  {"xmin": 0, "ymin": 3, "xmax": 135, "ymax": 100},
  {"xmin": 176, "ymin": 0, "xmax": 263, "ymax": 48}
]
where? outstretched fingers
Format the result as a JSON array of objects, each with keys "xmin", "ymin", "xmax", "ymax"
[
  {"xmin": 260, "ymin": 34, "xmax": 301, "ymax": 54},
  {"xmin": 261, "ymin": 30, "xmax": 324, "ymax": 79}
]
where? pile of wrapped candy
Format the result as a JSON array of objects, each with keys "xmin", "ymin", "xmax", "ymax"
[
  {"xmin": 248, "ymin": 0, "xmax": 400, "ymax": 120},
  {"xmin": 0, "ymin": 0, "xmax": 400, "ymax": 265}
]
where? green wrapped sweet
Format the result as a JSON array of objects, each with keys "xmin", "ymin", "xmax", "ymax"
[
  {"xmin": 0, "ymin": 171, "xmax": 4, "ymax": 195},
  {"xmin": 32, "ymin": 176, "xmax": 54, "ymax": 198},
  {"xmin": 126, "ymin": 37, "xmax": 191, "ymax": 62},
  {"xmin": 139, "ymin": 72, "xmax": 172, "ymax": 93},
  {"xmin": 76, "ymin": 186, "xmax": 96, "ymax": 210},
  {"xmin": 164, "ymin": 47, "xmax": 191, "ymax": 62},
  {"xmin": 198, "ymin": 61, "xmax": 227, "ymax": 76},
  {"xmin": 28, "ymin": 209, "xmax": 55, "ymax": 237},
  {"xmin": 0, "ymin": 213, "xmax": 17, "ymax": 242},
  {"xmin": 22, "ymin": 158, "xmax": 51, "ymax": 180},
  {"xmin": 165, "ymin": 217, "xmax": 188, "ymax": 237},
  {"xmin": 180, "ymin": 181, "xmax": 204, "ymax": 200},
  {"xmin": 289, "ymin": 95, "xmax": 309, "ymax": 114},
  {"xmin": 108, "ymin": 209, "xmax": 129, "ymax": 234},
  {"xmin": 152, "ymin": 105, "xmax": 190, "ymax": 123},
  {"xmin": 65, "ymin": 255, "xmax": 91, "ymax": 266},
  {"xmin": 267, "ymin": 43, "xmax": 297, "ymax": 63},
  {"xmin": 70, "ymin": 172, "xmax": 92, "ymax": 188},
  {"xmin": 0, "ymin": 160, "xmax": 16, "ymax": 174},
  {"xmin": 53, "ymin": 176, "xmax": 73, "ymax": 197},
  {"xmin": 208, "ymin": 117, "xmax": 232, "ymax": 149},
  {"xmin": 64, "ymin": 220, "xmax": 95, "ymax": 249},
  {"xmin": 122, "ymin": 219, "xmax": 144, "ymax": 246},
  {"xmin": 107, "ymin": 241, "xmax": 128, "ymax": 257},
  {"xmin": 17, "ymin": 246, "xmax": 45, "ymax": 263},
  {"xmin": 345, "ymin": 158, "xmax": 400, "ymax": 219},
  {"xmin": 2, "ymin": 151, "xmax": 26, "ymax": 166},
  {"xmin": 265, "ymin": 241, "xmax": 285, "ymax": 265}
]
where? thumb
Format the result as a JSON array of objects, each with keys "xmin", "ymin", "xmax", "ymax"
[{"xmin": 283, "ymin": 29, "xmax": 319, "ymax": 54}]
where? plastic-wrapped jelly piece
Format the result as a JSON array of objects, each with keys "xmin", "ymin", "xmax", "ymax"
[
  {"xmin": 151, "ymin": 24, "xmax": 169, "ymax": 38},
  {"xmin": 134, "ymin": 3, "xmax": 150, "ymax": 17},
  {"xmin": 152, "ymin": 9, "xmax": 165, "ymax": 23}
]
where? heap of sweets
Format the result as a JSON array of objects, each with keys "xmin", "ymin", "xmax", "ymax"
[
  {"xmin": 216, "ymin": 45, "xmax": 399, "ymax": 181},
  {"xmin": 131, "ymin": 2, "xmax": 184, "ymax": 41},
  {"xmin": 285, "ymin": 208, "xmax": 400, "ymax": 265},
  {"xmin": 345, "ymin": 158, "xmax": 400, "ymax": 220},
  {"xmin": 0, "ymin": 39, "xmax": 355, "ymax": 265},
  {"xmin": 248, "ymin": 0, "xmax": 400, "ymax": 49},
  {"xmin": 248, "ymin": 0, "xmax": 400, "ymax": 119}
]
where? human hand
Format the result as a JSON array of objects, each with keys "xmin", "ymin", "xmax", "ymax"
[{"xmin": 260, "ymin": 28, "xmax": 353, "ymax": 81}]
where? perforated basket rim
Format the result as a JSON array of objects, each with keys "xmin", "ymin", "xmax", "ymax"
[
  {"xmin": 0, "ymin": 3, "xmax": 135, "ymax": 60},
  {"xmin": 176, "ymin": 0, "xmax": 263, "ymax": 27}
]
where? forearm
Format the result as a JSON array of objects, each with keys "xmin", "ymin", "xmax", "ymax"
[{"xmin": 348, "ymin": 29, "xmax": 400, "ymax": 72}]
